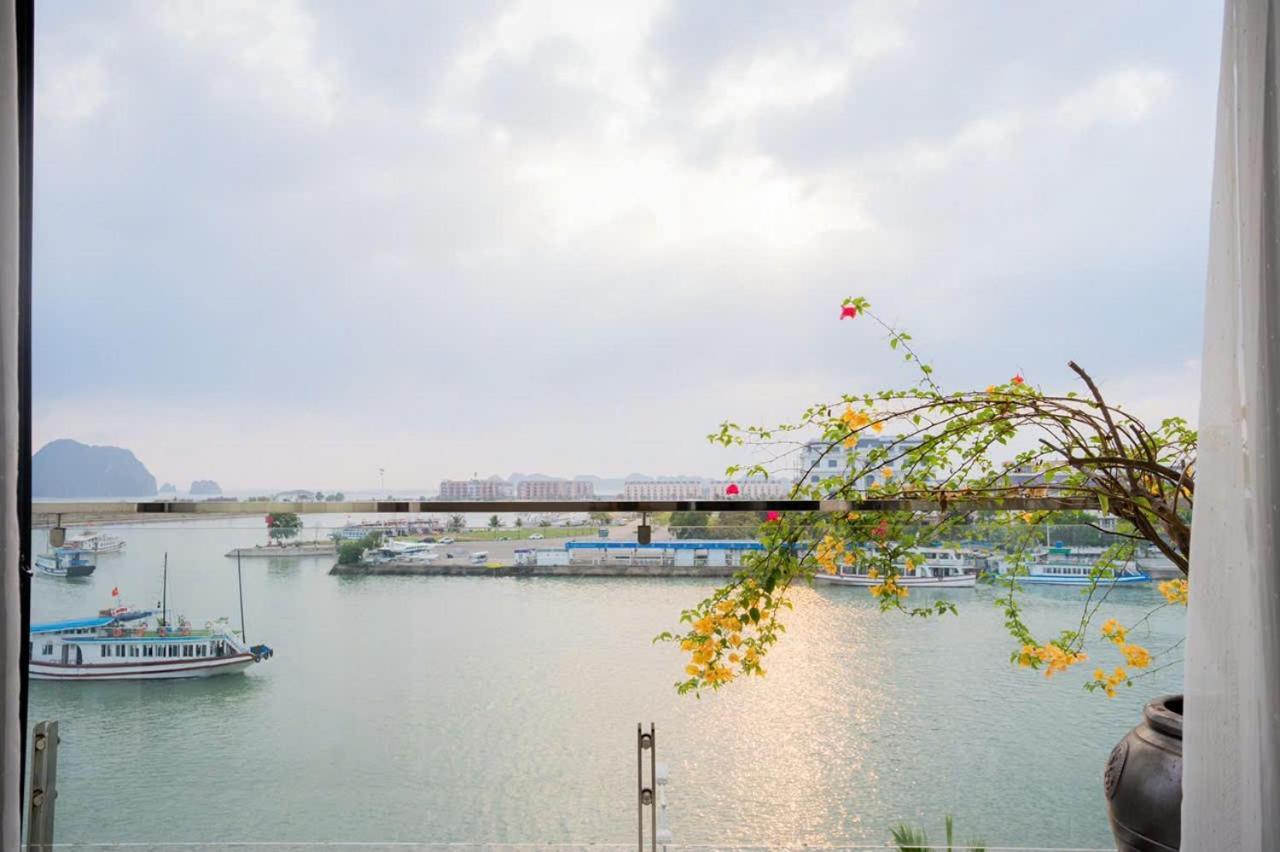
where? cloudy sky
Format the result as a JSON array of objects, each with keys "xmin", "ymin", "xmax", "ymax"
[{"xmin": 33, "ymin": 1, "xmax": 1222, "ymax": 491}]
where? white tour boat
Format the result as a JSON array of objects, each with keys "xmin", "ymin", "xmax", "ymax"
[
  {"xmin": 815, "ymin": 547, "xmax": 978, "ymax": 588},
  {"xmin": 28, "ymin": 610, "xmax": 274, "ymax": 681},
  {"xmin": 992, "ymin": 546, "xmax": 1150, "ymax": 585},
  {"xmin": 64, "ymin": 531, "xmax": 126, "ymax": 554},
  {"xmin": 34, "ymin": 548, "xmax": 96, "ymax": 579}
]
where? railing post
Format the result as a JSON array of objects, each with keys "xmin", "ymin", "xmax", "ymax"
[
  {"xmin": 26, "ymin": 720, "xmax": 58, "ymax": 851},
  {"xmin": 637, "ymin": 722, "xmax": 656, "ymax": 852}
]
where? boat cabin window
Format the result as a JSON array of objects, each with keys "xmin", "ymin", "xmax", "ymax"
[
  {"xmin": 128, "ymin": 646, "xmax": 139, "ymax": 658},
  {"xmin": 41, "ymin": 642, "xmax": 52, "ymax": 655},
  {"xmin": 101, "ymin": 645, "xmax": 109, "ymax": 657},
  {"xmin": 115, "ymin": 645, "xmax": 126, "ymax": 657}
]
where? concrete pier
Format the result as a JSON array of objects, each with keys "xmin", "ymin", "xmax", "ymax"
[{"xmin": 329, "ymin": 561, "xmax": 738, "ymax": 578}]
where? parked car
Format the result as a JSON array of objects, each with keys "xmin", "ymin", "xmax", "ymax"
[
  {"xmin": 529, "ymin": 533, "xmax": 544, "ymax": 540},
  {"xmin": 441, "ymin": 537, "xmax": 455, "ymax": 544}
]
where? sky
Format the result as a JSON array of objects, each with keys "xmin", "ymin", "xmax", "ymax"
[{"xmin": 32, "ymin": 1, "xmax": 1224, "ymax": 492}]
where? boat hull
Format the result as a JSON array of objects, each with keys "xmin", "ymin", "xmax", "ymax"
[
  {"xmin": 29, "ymin": 653, "xmax": 256, "ymax": 681},
  {"xmin": 815, "ymin": 573, "xmax": 977, "ymax": 588},
  {"xmin": 34, "ymin": 558, "xmax": 95, "ymax": 579},
  {"xmin": 1007, "ymin": 573, "xmax": 1151, "ymax": 586}
]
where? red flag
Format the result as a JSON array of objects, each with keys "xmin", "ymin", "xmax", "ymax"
[{"xmin": 111, "ymin": 586, "xmax": 119, "ymax": 597}]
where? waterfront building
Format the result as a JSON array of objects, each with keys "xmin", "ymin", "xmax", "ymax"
[
  {"xmin": 516, "ymin": 479, "xmax": 594, "ymax": 500},
  {"xmin": 565, "ymin": 540, "xmax": 763, "ymax": 567},
  {"xmin": 799, "ymin": 435, "xmax": 925, "ymax": 489},
  {"xmin": 710, "ymin": 478, "xmax": 794, "ymax": 498},
  {"xmin": 438, "ymin": 477, "xmax": 514, "ymax": 500},
  {"xmin": 622, "ymin": 479, "xmax": 707, "ymax": 500}
]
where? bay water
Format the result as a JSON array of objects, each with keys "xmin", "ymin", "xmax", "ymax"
[{"xmin": 29, "ymin": 517, "xmax": 1184, "ymax": 848}]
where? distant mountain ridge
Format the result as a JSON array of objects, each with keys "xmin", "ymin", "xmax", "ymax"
[
  {"xmin": 189, "ymin": 480, "xmax": 222, "ymax": 495},
  {"xmin": 33, "ymin": 439, "xmax": 157, "ymax": 498}
]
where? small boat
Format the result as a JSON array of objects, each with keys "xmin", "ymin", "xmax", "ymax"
[
  {"xmin": 815, "ymin": 547, "xmax": 978, "ymax": 588},
  {"xmin": 992, "ymin": 546, "xmax": 1150, "ymax": 585},
  {"xmin": 28, "ymin": 611, "xmax": 274, "ymax": 681},
  {"xmin": 64, "ymin": 531, "xmax": 126, "ymax": 553},
  {"xmin": 34, "ymin": 548, "xmax": 96, "ymax": 579}
]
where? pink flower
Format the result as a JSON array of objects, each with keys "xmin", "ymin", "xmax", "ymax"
[
  {"xmin": 725, "ymin": 483, "xmax": 740, "ymax": 495},
  {"xmin": 840, "ymin": 305, "xmax": 858, "ymax": 320},
  {"xmin": 1012, "ymin": 373, "xmax": 1025, "ymax": 385},
  {"xmin": 766, "ymin": 511, "xmax": 780, "ymax": 522}
]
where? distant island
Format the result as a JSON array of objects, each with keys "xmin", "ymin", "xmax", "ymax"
[
  {"xmin": 33, "ymin": 439, "xmax": 157, "ymax": 498},
  {"xmin": 189, "ymin": 480, "xmax": 222, "ymax": 496},
  {"xmin": 158, "ymin": 482, "xmax": 177, "ymax": 494}
]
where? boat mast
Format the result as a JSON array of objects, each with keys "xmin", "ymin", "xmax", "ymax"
[
  {"xmin": 161, "ymin": 552, "xmax": 167, "ymax": 627},
  {"xmin": 237, "ymin": 550, "xmax": 247, "ymax": 644}
]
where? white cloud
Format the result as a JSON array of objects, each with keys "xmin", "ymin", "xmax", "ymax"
[
  {"xmin": 1054, "ymin": 69, "xmax": 1174, "ymax": 131},
  {"xmin": 1096, "ymin": 359, "xmax": 1202, "ymax": 428},
  {"xmin": 700, "ymin": 50, "xmax": 853, "ymax": 127},
  {"xmin": 39, "ymin": 55, "xmax": 111, "ymax": 125},
  {"xmin": 154, "ymin": 0, "xmax": 338, "ymax": 123}
]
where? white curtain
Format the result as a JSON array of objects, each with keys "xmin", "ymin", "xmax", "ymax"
[
  {"xmin": 1183, "ymin": 0, "xmax": 1280, "ymax": 849},
  {"xmin": 0, "ymin": 1, "xmax": 21, "ymax": 848}
]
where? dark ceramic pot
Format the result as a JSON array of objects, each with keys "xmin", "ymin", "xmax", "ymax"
[{"xmin": 1105, "ymin": 694, "xmax": 1183, "ymax": 851}]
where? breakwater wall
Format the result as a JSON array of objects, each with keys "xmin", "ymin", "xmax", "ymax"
[
  {"xmin": 227, "ymin": 543, "xmax": 337, "ymax": 558},
  {"xmin": 329, "ymin": 561, "xmax": 737, "ymax": 578}
]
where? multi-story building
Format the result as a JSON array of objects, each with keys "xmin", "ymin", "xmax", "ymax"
[
  {"xmin": 515, "ymin": 479, "xmax": 594, "ymax": 500},
  {"xmin": 709, "ymin": 479, "xmax": 795, "ymax": 498},
  {"xmin": 437, "ymin": 477, "xmax": 513, "ymax": 500},
  {"xmin": 799, "ymin": 434, "xmax": 925, "ymax": 490},
  {"xmin": 622, "ymin": 479, "xmax": 707, "ymax": 500}
]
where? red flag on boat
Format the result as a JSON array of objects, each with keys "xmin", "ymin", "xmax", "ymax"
[{"xmin": 111, "ymin": 586, "xmax": 119, "ymax": 597}]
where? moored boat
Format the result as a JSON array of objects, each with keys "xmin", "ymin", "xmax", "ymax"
[
  {"xmin": 29, "ymin": 611, "xmax": 274, "ymax": 681},
  {"xmin": 992, "ymin": 546, "xmax": 1150, "ymax": 585},
  {"xmin": 815, "ymin": 547, "xmax": 978, "ymax": 588},
  {"xmin": 65, "ymin": 531, "xmax": 126, "ymax": 554},
  {"xmin": 34, "ymin": 548, "xmax": 96, "ymax": 579}
]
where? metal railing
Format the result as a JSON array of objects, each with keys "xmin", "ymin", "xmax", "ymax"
[{"xmin": 32, "ymin": 497, "xmax": 1097, "ymax": 518}]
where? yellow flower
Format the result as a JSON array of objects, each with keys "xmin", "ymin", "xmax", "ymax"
[
  {"xmin": 728, "ymin": 653, "xmax": 740, "ymax": 664},
  {"xmin": 847, "ymin": 512, "xmax": 860, "ymax": 520},
  {"xmin": 1094, "ymin": 668, "xmax": 1106, "ymax": 681},
  {"xmin": 680, "ymin": 638, "xmax": 695, "ymax": 651},
  {"xmin": 1101, "ymin": 619, "xmax": 1127, "ymax": 644},
  {"xmin": 692, "ymin": 616, "xmax": 715, "ymax": 636},
  {"xmin": 867, "ymin": 568, "xmax": 880, "ymax": 580},
  {"xmin": 881, "ymin": 467, "xmax": 894, "ymax": 479},
  {"xmin": 1121, "ymin": 644, "xmax": 1151, "ymax": 668},
  {"xmin": 869, "ymin": 584, "xmax": 884, "ymax": 597},
  {"xmin": 844, "ymin": 435, "xmax": 859, "ymax": 448},
  {"xmin": 730, "ymin": 633, "xmax": 742, "ymax": 647},
  {"xmin": 841, "ymin": 408, "xmax": 870, "ymax": 429},
  {"xmin": 986, "ymin": 385, "xmax": 997, "ymax": 394},
  {"xmin": 1158, "ymin": 578, "xmax": 1189, "ymax": 605},
  {"xmin": 871, "ymin": 421, "xmax": 884, "ymax": 435},
  {"xmin": 685, "ymin": 665, "xmax": 701, "ymax": 677},
  {"xmin": 1020, "ymin": 512, "xmax": 1034, "ymax": 524}
]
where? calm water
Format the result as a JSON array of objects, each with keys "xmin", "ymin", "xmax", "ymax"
[{"xmin": 29, "ymin": 518, "xmax": 1184, "ymax": 848}]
